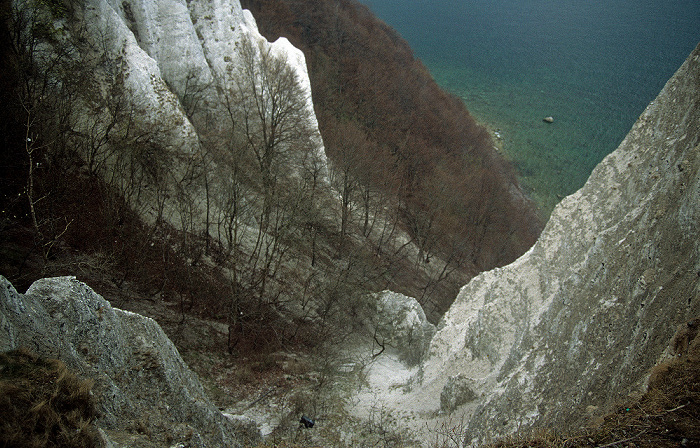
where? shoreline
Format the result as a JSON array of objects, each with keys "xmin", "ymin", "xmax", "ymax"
[{"xmin": 473, "ymin": 112, "xmax": 553, "ymax": 222}]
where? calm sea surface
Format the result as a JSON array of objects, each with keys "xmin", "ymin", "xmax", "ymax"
[{"xmin": 362, "ymin": 0, "xmax": 700, "ymax": 215}]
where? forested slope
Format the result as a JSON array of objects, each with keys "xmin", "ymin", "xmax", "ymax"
[
  {"xmin": 243, "ymin": 0, "xmax": 543, "ymax": 276},
  {"xmin": 0, "ymin": 0, "xmax": 541, "ymax": 357}
]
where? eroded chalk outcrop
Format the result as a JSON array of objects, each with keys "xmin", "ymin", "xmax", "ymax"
[
  {"xmin": 411, "ymin": 43, "xmax": 700, "ymax": 444},
  {"xmin": 39, "ymin": 0, "xmax": 327, "ymax": 231},
  {"xmin": 372, "ymin": 291, "xmax": 436, "ymax": 366},
  {"xmin": 0, "ymin": 275, "xmax": 258, "ymax": 447}
]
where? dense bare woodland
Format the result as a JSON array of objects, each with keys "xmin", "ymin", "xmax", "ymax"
[
  {"xmin": 0, "ymin": 0, "xmax": 541, "ymax": 349},
  {"xmin": 242, "ymin": 0, "xmax": 543, "ymax": 273}
]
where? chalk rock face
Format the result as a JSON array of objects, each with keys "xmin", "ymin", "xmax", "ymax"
[
  {"xmin": 373, "ymin": 291, "xmax": 436, "ymax": 366},
  {"xmin": 418, "ymin": 43, "xmax": 700, "ymax": 444},
  {"xmin": 440, "ymin": 374, "xmax": 479, "ymax": 413},
  {"xmin": 0, "ymin": 276, "xmax": 258, "ymax": 448},
  {"xmin": 88, "ymin": 0, "xmax": 321, "ymax": 125},
  {"xmin": 57, "ymin": 0, "xmax": 326, "ymax": 227},
  {"xmin": 82, "ymin": 0, "xmax": 200, "ymax": 154},
  {"xmin": 97, "ymin": 0, "xmax": 322, "ymax": 140}
]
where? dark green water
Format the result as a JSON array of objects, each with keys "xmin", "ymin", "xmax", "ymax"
[{"xmin": 362, "ymin": 0, "xmax": 700, "ymax": 215}]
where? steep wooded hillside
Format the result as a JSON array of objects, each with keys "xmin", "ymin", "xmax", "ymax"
[
  {"xmin": 0, "ymin": 0, "xmax": 486, "ymax": 365},
  {"xmin": 242, "ymin": 0, "xmax": 543, "ymax": 281},
  {"xmin": 0, "ymin": 0, "xmax": 541, "ymax": 334}
]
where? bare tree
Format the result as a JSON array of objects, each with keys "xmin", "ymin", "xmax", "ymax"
[
  {"xmin": 229, "ymin": 35, "xmax": 319, "ymax": 301},
  {"xmin": 7, "ymin": 0, "xmax": 84, "ymax": 261}
]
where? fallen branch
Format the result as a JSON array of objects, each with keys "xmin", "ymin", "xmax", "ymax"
[
  {"xmin": 655, "ymin": 403, "xmax": 687, "ymax": 416},
  {"xmin": 246, "ymin": 385, "xmax": 277, "ymax": 409},
  {"xmin": 595, "ymin": 430, "xmax": 646, "ymax": 448},
  {"xmin": 372, "ymin": 328, "xmax": 385, "ymax": 358}
]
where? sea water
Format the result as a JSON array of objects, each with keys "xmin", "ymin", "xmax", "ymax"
[{"xmin": 362, "ymin": 0, "xmax": 700, "ymax": 215}]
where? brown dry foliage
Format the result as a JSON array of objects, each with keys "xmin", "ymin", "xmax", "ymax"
[
  {"xmin": 241, "ymin": 0, "xmax": 543, "ymax": 274},
  {"xmin": 1, "ymin": 0, "xmax": 540, "ymax": 367},
  {"xmin": 0, "ymin": 348, "xmax": 103, "ymax": 448}
]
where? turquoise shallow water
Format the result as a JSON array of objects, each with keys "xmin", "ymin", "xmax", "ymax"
[{"xmin": 362, "ymin": 0, "xmax": 700, "ymax": 215}]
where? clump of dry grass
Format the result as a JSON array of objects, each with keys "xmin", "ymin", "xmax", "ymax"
[
  {"xmin": 0, "ymin": 348, "xmax": 103, "ymax": 448},
  {"xmin": 489, "ymin": 318, "xmax": 700, "ymax": 448}
]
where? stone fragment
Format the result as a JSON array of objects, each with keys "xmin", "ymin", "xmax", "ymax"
[
  {"xmin": 440, "ymin": 374, "xmax": 479, "ymax": 413},
  {"xmin": 371, "ymin": 291, "xmax": 436, "ymax": 366}
]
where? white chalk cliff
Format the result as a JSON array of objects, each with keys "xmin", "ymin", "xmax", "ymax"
[
  {"xmin": 63, "ymin": 0, "xmax": 326, "ymax": 230},
  {"xmin": 389, "ymin": 43, "xmax": 700, "ymax": 445},
  {"xmin": 87, "ymin": 0, "xmax": 321, "ymax": 141}
]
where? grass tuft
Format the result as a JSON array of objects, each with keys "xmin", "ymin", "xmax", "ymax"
[{"xmin": 0, "ymin": 348, "xmax": 103, "ymax": 448}]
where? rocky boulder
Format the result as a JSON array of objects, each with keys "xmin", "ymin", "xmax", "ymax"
[
  {"xmin": 440, "ymin": 374, "xmax": 479, "ymax": 413},
  {"xmin": 371, "ymin": 291, "xmax": 436, "ymax": 366},
  {"xmin": 0, "ymin": 275, "xmax": 259, "ymax": 447}
]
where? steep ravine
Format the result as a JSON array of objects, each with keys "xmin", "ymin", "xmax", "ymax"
[
  {"xmin": 2, "ymin": 0, "xmax": 698, "ymax": 444},
  {"xmin": 365, "ymin": 43, "xmax": 700, "ymax": 446}
]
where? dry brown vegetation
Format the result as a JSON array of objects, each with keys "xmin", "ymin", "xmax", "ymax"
[
  {"xmin": 242, "ymin": 0, "xmax": 543, "ymax": 274},
  {"xmin": 0, "ymin": 0, "xmax": 365, "ymax": 359},
  {"xmin": 0, "ymin": 0, "xmax": 541, "ymax": 366},
  {"xmin": 0, "ymin": 348, "xmax": 103, "ymax": 448}
]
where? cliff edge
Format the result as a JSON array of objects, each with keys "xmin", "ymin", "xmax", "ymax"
[
  {"xmin": 427, "ymin": 41, "xmax": 699, "ymax": 444},
  {"xmin": 372, "ymin": 43, "xmax": 700, "ymax": 445}
]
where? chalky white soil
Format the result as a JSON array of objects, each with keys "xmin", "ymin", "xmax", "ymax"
[{"xmin": 345, "ymin": 349, "xmax": 474, "ymax": 447}]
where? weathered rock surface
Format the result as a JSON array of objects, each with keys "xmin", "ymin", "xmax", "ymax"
[
  {"xmin": 40, "ymin": 0, "xmax": 326, "ymax": 231},
  {"xmin": 374, "ymin": 44, "xmax": 700, "ymax": 445},
  {"xmin": 372, "ymin": 291, "xmax": 436, "ymax": 366},
  {"xmin": 423, "ymin": 42, "xmax": 700, "ymax": 445},
  {"xmin": 0, "ymin": 275, "xmax": 258, "ymax": 448},
  {"xmin": 440, "ymin": 374, "xmax": 479, "ymax": 413},
  {"xmin": 84, "ymin": 0, "xmax": 321, "ymax": 140}
]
